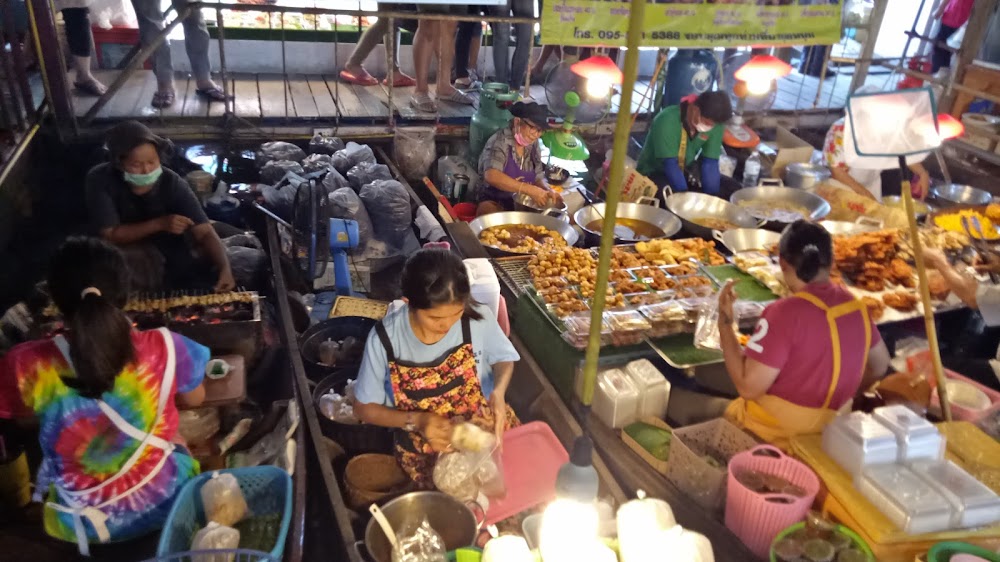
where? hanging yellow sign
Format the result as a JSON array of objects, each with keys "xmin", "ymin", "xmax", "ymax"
[{"xmin": 540, "ymin": 2, "xmax": 843, "ymax": 48}]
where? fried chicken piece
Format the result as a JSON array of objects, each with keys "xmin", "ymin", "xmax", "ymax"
[
  {"xmin": 882, "ymin": 291, "xmax": 919, "ymax": 311},
  {"xmin": 927, "ymin": 271, "xmax": 951, "ymax": 301},
  {"xmin": 888, "ymin": 258, "xmax": 916, "ymax": 288},
  {"xmin": 862, "ymin": 296, "xmax": 886, "ymax": 322}
]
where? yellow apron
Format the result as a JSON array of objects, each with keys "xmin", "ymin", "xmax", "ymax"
[
  {"xmin": 725, "ymin": 291, "xmax": 873, "ymax": 450},
  {"xmin": 678, "ymin": 125, "xmax": 688, "ymax": 171}
]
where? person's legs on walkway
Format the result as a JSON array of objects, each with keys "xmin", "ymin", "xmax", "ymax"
[
  {"xmin": 411, "ymin": 19, "xmax": 438, "ymax": 112},
  {"xmin": 435, "ymin": 19, "xmax": 475, "ymax": 105},
  {"xmin": 488, "ymin": 2, "xmax": 512, "ymax": 85},
  {"xmin": 342, "ymin": 17, "xmax": 390, "ymax": 84},
  {"xmin": 454, "ymin": 17, "xmax": 482, "ymax": 88},
  {"xmin": 62, "ymin": 7, "xmax": 106, "ymax": 95},
  {"xmin": 130, "ymin": 0, "xmax": 175, "ymax": 106},
  {"xmin": 172, "ymin": 0, "xmax": 225, "ymax": 99},
  {"xmin": 932, "ymin": 23, "xmax": 958, "ymax": 74},
  {"xmin": 509, "ymin": 0, "xmax": 533, "ymax": 90}
]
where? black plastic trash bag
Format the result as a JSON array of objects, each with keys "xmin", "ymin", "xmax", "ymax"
[
  {"xmin": 328, "ymin": 187, "xmax": 373, "ymax": 251},
  {"xmin": 227, "ymin": 246, "xmax": 268, "ymax": 290},
  {"xmin": 359, "ymin": 179, "xmax": 412, "ymax": 248},
  {"xmin": 256, "ymin": 141, "xmax": 306, "ymax": 167},
  {"xmin": 309, "ymin": 134, "xmax": 346, "ymax": 155},
  {"xmin": 322, "ymin": 167, "xmax": 350, "ymax": 192},
  {"xmin": 332, "ymin": 142, "xmax": 376, "ymax": 173},
  {"xmin": 260, "ymin": 160, "xmax": 305, "ymax": 185},
  {"xmin": 347, "ymin": 161, "xmax": 393, "ymax": 192},
  {"xmin": 302, "ymin": 153, "xmax": 333, "ymax": 175},
  {"xmin": 222, "ymin": 233, "xmax": 263, "ymax": 251}
]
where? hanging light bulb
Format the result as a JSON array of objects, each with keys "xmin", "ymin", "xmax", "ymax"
[
  {"xmin": 571, "ymin": 55, "xmax": 624, "ymax": 86},
  {"xmin": 585, "ymin": 77, "xmax": 612, "ymax": 99},
  {"xmin": 735, "ymin": 55, "xmax": 792, "ymax": 97},
  {"xmin": 937, "ymin": 113, "xmax": 965, "ymax": 140}
]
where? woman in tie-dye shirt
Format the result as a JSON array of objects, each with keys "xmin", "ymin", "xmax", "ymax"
[{"xmin": 0, "ymin": 237, "xmax": 208, "ymax": 555}]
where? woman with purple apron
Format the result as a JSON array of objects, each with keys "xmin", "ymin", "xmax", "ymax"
[{"xmin": 476, "ymin": 101, "xmax": 562, "ymax": 215}]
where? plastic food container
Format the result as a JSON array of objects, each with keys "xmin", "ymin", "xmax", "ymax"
[
  {"xmin": 908, "ymin": 459, "xmax": 1000, "ymax": 529},
  {"xmin": 592, "ymin": 369, "xmax": 640, "ymax": 429},
  {"xmin": 624, "ymin": 359, "xmax": 671, "ymax": 419},
  {"xmin": 638, "ymin": 301, "xmax": 688, "ymax": 337},
  {"xmin": 872, "ymin": 404, "xmax": 945, "ymax": 463},
  {"xmin": 666, "ymin": 418, "xmax": 759, "ymax": 510},
  {"xmin": 605, "ymin": 310, "xmax": 651, "ymax": 347},
  {"xmin": 732, "ymin": 251, "xmax": 773, "ymax": 271},
  {"xmin": 561, "ymin": 312, "xmax": 609, "ymax": 350},
  {"xmin": 856, "ymin": 464, "xmax": 954, "ymax": 535},
  {"xmin": 821, "ymin": 412, "xmax": 899, "ymax": 477}
]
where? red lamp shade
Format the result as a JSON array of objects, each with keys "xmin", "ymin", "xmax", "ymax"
[
  {"xmin": 571, "ymin": 55, "xmax": 624, "ymax": 85},
  {"xmin": 734, "ymin": 55, "xmax": 793, "ymax": 84},
  {"xmin": 937, "ymin": 113, "xmax": 965, "ymax": 140}
]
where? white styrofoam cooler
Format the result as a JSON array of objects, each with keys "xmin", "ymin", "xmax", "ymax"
[
  {"xmin": 822, "ymin": 411, "xmax": 899, "ymax": 477},
  {"xmin": 464, "ymin": 258, "xmax": 501, "ymax": 321}
]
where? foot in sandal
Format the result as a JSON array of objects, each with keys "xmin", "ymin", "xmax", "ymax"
[
  {"xmin": 410, "ymin": 92, "xmax": 437, "ymax": 113},
  {"xmin": 151, "ymin": 90, "xmax": 176, "ymax": 109},
  {"xmin": 340, "ymin": 65, "xmax": 379, "ymax": 86}
]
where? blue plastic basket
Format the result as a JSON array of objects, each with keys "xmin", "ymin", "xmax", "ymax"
[
  {"xmin": 144, "ymin": 548, "xmax": 276, "ymax": 562},
  {"xmin": 156, "ymin": 467, "xmax": 293, "ymax": 560}
]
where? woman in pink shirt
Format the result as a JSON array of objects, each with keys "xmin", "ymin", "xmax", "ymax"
[
  {"xmin": 932, "ymin": 0, "xmax": 974, "ymax": 74},
  {"xmin": 717, "ymin": 221, "xmax": 891, "ymax": 448}
]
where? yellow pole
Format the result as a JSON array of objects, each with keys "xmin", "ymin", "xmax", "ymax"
[
  {"xmin": 581, "ymin": 0, "xmax": 646, "ymax": 405},
  {"xmin": 900, "ymin": 157, "xmax": 952, "ymax": 421}
]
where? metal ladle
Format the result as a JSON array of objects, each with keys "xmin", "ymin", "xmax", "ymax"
[{"xmin": 369, "ymin": 503, "xmax": 399, "ymax": 555}]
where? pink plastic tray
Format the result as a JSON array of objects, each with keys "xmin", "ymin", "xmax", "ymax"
[
  {"xmin": 484, "ymin": 421, "xmax": 569, "ymax": 525},
  {"xmin": 925, "ymin": 366, "xmax": 1000, "ymax": 423}
]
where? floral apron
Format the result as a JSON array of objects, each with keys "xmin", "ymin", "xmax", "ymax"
[
  {"xmin": 374, "ymin": 316, "xmax": 519, "ymax": 488},
  {"xmin": 479, "ymin": 145, "xmax": 537, "ymax": 212},
  {"xmin": 725, "ymin": 291, "xmax": 872, "ymax": 451}
]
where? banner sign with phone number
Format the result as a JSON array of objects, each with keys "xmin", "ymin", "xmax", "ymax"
[{"xmin": 540, "ymin": 2, "xmax": 843, "ymax": 48}]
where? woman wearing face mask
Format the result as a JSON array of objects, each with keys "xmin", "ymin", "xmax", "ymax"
[
  {"xmin": 354, "ymin": 249, "xmax": 520, "ymax": 487},
  {"xmin": 637, "ymin": 90, "xmax": 733, "ymax": 197},
  {"xmin": 716, "ymin": 221, "xmax": 891, "ymax": 449},
  {"xmin": 476, "ymin": 102, "xmax": 562, "ymax": 215},
  {"xmin": 84, "ymin": 121, "xmax": 235, "ymax": 292}
]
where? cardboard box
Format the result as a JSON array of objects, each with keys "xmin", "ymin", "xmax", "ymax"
[{"xmin": 764, "ymin": 126, "xmax": 815, "ymax": 181}]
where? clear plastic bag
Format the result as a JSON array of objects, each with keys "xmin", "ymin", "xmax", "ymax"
[
  {"xmin": 178, "ymin": 407, "xmax": 221, "ymax": 446},
  {"xmin": 190, "ymin": 522, "xmax": 240, "ymax": 562},
  {"xmin": 347, "ymin": 161, "xmax": 394, "ymax": 192},
  {"xmin": 393, "ymin": 518, "xmax": 447, "ymax": 562},
  {"xmin": 257, "ymin": 141, "xmax": 305, "ymax": 167},
  {"xmin": 260, "ymin": 160, "xmax": 305, "ymax": 185},
  {"xmin": 332, "ymin": 142, "xmax": 376, "ymax": 173},
  {"xmin": 433, "ymin": 445, "xmax": 504, "ymax": 502},
  {"xmin": 394, "ymin": 127, "xmax": 436, "ymax": 182},
  {"xmin": 359, "ymin": 180, "xmax": 413, "ymax": 248},
  {"xmin": 302, "ymin": 153, "xmax": 333, "ymax": 175},
  {"xmin": 694, "ymin": 296, "xmax": 722, "ymax": 351},
  {"xmin": 329, "ymin": 187, "xmax": 373, "ymax": 250},
  {"xmin": 200, "ymin": 472, "xmax": 249, "ymax": 527},
  {"xmin": 309, "ymin": 134, "xmax": 345, "ymax": 155}
]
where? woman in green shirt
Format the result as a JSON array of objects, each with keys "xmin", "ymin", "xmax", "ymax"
[{"xmin": 637, "ymin": 91, "xmax": 732, "ymax": 197}]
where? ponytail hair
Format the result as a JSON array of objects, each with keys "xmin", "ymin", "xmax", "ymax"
[
  {"xmin": 48, "ymin": 237, "xmax": 135, "ymax": 398},
  {"xmin": 778, "ymin": 220, "xmax": 833, "ymax": 283},
  {"xmin": 400, "ymin": 248, "xmax": 483, "ymax": 320}
]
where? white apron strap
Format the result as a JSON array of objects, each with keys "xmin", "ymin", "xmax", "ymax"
[{"xmin": 49, "ymin": 328, "xmax": 180, "ymax": 555}]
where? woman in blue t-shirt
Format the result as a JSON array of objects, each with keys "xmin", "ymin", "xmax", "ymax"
[{"xmin": 355, "ymin": 249, "xmax": 520, "ymax": 487}]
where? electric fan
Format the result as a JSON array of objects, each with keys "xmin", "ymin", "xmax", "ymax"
[{"xmin": 541, "ymin": 60, "xmax": 614, "ymax": 161}]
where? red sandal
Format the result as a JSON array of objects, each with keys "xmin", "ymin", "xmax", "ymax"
[{"xmin": 339, "ymin": 68, "xmax": 378, "ymax": 86}]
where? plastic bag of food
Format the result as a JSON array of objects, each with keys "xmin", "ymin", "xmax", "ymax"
[
  {"xmin": 309, "ymin": 134, "xmax": 345, "ymax": 155},
  {"xmin": 190, "ymin": 522, "xmax": 240, "ymax": 562},
  {"xmin": 260, "ymin": 160, "xmax": 305, "ymax": 185},
  {"xmin": 257, "ymin": 141, "xmax": 305, "ymax": 167},
  {"xmin": 329, "ymin": 187, "xmax": 373, "ymax": 250},
  {"xmin": 694, "ymin": 296, "xmax": 722, "ymax": 351},
  {"xmin": 394, "ymin": 127, "xmax": 436, "ymax": 182},
  {"xmin": 178, "ymin": 407, "xmax": 221, "ymax": 446},
  {"xmin": 200, "ymin": 472, "xmax": 250, "ymax": 527},
  {"xmin": 359, "ymin": 180, "xmax": 412, "ymax": 247},
  {"xmin": 347, "ymin": 161, "xmax": 394, "ymax": 192},
  {"xmin": 433, "ymin": 445, "xmax": 504, "ymax": 501},
  {"xmin": 322, "ymin": 166, "xmax": 350, "ymax": 192},
  {"xmin": 393, "ymin": 518, "xmax": 447, "ymax": 562},
  {"xmin": 332, "ymin": 142, "xmax": 376, "ymax": 173},
  {"xmin": 302, "ymin": 153, "xmax": 334, "ymax": 175}
]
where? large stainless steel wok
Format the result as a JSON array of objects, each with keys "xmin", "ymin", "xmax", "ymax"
[
  {"xmin": 573, "ymin": 197, "xmax": 681, "ymax": 244},
  {"xmin": 730, "ymin": 186, "xmax": 831, "ymax": 226},
  {"xmin": 714, "ymin": 228, "xmax": 782, "ymax": 254},
  {"xmin": 663, "ymin": 191, "xmax": 761, "ymax": 239},
  {"xmin": 468, "ymin": 210, "xmax": 578, "ymax": 256}
]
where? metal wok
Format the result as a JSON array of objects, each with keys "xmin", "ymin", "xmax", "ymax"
[
  {"xmin": 663, "ymin": 191, "xmax": 761, "ymax": 240},
  {"xmin": 468, "ymin": 210, "xmax": 578, "ymax": 256},
  {"xmin": 573, "ymin": 197, "xmax": 681, "ymax": 244},
  {"xmin": 819, "ymin": 219, "xmax": 881, "ymax": 236},
  {"xmin": 714, "ymin": 228, "xmax": 782, "ymax": 254},
  {"xmin": 730, "ymin": 186, "xmax": 831, "ymax": 228}
]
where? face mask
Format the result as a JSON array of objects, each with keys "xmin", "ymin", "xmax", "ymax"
[
  {"xmin": 123, "ymin": 167, "xmax": 162, "ymax": 187},
  {"xmin": 696, "ymin": 121, "xmax": 713, "ymax": 133},
  {"xmin": 514, "ymin": 130, "xmax": 532, "ymax": 147}
]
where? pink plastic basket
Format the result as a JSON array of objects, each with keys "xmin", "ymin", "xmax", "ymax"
[{"xmin": 724, "ymin": 445, "xmax": 820, "ymax": 559}]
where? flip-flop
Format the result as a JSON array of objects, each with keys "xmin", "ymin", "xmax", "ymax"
[
  {"xmin": 454, "ymin": 77, "xmax": 482, "ymax": 91},
  {"xmin": 74, "ymin": 79, "xmax": 107, "ymax": 97},
  {"xmin": 151, "ymin": 90, "xmax": 175, "ymax": 109},
  {"xmin": 410, "ymin": 93, "xmax": 437, "ymax": 113},
  {"xmin": 439, "ymin": 88, "xmax": 477, "ymax": 107},
  {"xmin": 195, "ymin": 87, "xmax": 233, "ymax": 102},
  {"xmin": 340, "ymin": 68, "xmax": 378, "ymax": 86},
  {"xmin": 383, "ymin": 75, "xmax": 416, "ymax": 88}
]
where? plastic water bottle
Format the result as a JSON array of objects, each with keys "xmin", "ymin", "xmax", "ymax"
[{"xmin": 742, "ymin": 150, "xmax": 761, "ymax": 188}]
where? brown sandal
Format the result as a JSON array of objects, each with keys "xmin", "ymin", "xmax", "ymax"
[{"xmin": 151, "ymin": 90, "xmax": 175, "ymax": 109}]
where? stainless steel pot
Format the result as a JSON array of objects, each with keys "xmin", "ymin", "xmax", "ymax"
[
  {"xmin": 513, "ymin": 191, "xmax": 569, "ymax": 214},
  {"xmin": 363, "ymin": 491, "xmax": 481, "ymax": 562},
  {"xmin": 882, "ymin": 195, "xmax": 932, "ymax": 220},
  {"xmin": 819, "ymin": 218, "xmax": 881, "ymax": 236},
  {"xmin": 730, "ymin": 186, "xmax": 831, "ymax": 225},
  {"xmin": 930, "ymin": 183, "xmax": 993, "ymax": 207},
  {"xmin": 663, "ymin": 191, "xmax": 761, "ymax": 239},
  {"xmin": 783, "ymin": 162, "xmax": 831, "ymax": 190},
  {"xmin": 573, "ymin": 196, "xmax": 682, "ymax": 243},
  {"xmin": 468, "ymin": 210, "xmax": 579, "ymax": 256},
  {"xmin": 714, "ymin": 228, "xmax": 782, "ymax": 254}
]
